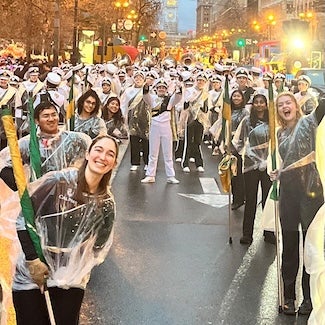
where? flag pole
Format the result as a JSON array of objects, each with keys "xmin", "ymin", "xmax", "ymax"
[
  {"xmin": 221, "ymin": 74, "xmax": 234, "ymax": 244},
  {"xmin": 268, "ymin": 80, "xmax": 284, "ymax": 312},
  {"xmin": 1, "ymin": 105, "xmax": 57, "ymax": 321}
]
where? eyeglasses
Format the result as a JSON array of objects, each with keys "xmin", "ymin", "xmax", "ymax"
[{"xmin": 85, "ymin": 100, "xmax": 96, "ymax": 106}]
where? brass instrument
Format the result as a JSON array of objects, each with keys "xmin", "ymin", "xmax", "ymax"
[
  {"xmin": 161, "ymin": 55, "xmax": 177, "ymax": 69},
  {"xmin": 118, "ymin": 54, "xmax": 132, "ymax": 67}
]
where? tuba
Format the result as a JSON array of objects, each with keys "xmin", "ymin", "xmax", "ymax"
[
  {"xmin": 118, "ymin": 54, "xmax": 132, "ymax": 67},
  {"xmin": 161, "ymin": 55, "xmax": 177, "ymax": 69},
  {"xmin": 140, "ymin": 55, "xmax": 155, "ymax": 68},
  {"xmin": 181, "ymin": 53, "xmax": 194, "ymax": 67}
]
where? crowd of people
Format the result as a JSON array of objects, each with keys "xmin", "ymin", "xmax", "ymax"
[{"xmin": 0, "ymin": 55, "xmax": 324, "ymax": 322}]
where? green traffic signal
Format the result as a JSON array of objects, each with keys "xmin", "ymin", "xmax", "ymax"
[
  {"xmin": 139, "ymin": 35, "xmax": 146, "ymax": 41},
  {"xmin": 236, "ymin": 38, "xmax": 245, "ymax": 47}
]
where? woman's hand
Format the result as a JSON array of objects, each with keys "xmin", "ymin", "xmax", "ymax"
[
  {"xmin": 269, "ymin": 169, "xmax": 279, "ymax": 181},
  {"xmin": 26, "ymin": 258, "xmax": 49, "ymax": 293}
]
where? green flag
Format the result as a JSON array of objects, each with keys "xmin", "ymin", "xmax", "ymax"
[
  {"xmin": 1, "ymin": 107, "xmax": 44, "ymax": 261},
  {"xmin": 28, "ymin": 93, "xmax": 42, "ymax": 180}
]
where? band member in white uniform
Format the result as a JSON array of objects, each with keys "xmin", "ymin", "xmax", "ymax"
[{"xmin": 141, "ymin": 78, "xmax": 182, "ymax": 184}]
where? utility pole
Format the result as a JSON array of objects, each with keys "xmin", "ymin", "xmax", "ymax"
[
  {"xmin": 71, "ymin": 0, "xmax": 79, "ymax": 65},
  {"xmin": 53, "ymin": 0, "xmax": 60, "ymax": 66}
]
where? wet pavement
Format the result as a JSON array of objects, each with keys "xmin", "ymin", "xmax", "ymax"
[{"xmin": 80, "ymin": 143, "xmax": 309, "ymax": 325}]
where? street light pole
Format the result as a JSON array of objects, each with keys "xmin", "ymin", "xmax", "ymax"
[{"xmin": 72, "ymin": 0, "xmax": 79, "ymax": 65}]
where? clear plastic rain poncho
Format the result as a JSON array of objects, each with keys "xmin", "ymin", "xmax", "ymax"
[
  {"xmin": 277, "ymin": 109, "xmax": 324, "ymax": 231},
  {"xmin": 0, "ymin": 130, "xmax": 91, "ymax": 178},
  {"xmin": 74, "ymin": 114, "xmax": 107, "ymax": 139},
  {"xmin": 13, "ymin": 167, "xmax": 115, "ymax": 290},
  {"xmin": 232, "ymin": 116, "xmax": 269, "ymax": 173}
]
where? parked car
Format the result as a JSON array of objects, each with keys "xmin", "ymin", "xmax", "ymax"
[{"xmin": 291, "ymin": 68, "xmax": 325, "ymax": 100}]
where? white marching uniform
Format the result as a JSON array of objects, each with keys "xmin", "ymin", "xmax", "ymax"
[{"xmin": 143, "ymin": 90, "xmax": 182, "ymax": 178}]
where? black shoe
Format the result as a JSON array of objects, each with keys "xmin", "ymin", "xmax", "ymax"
[
  {"xmin": 298, "ymin": 299, "xmax": 312, "ymax": 315},
  {"xmin": 264, "ymin": 231, "xmax": 276, "ymax": 245},
  {"xmin": 240, "ymin": 236, "xmax": 253, "ymax": 245},
  {"xmin": 283, "ymin": 299, "xmax": 296, "ymax": 315},
  {"xmin": 231, "ymin": 201, "xmax": 245, "ymax": 210}
]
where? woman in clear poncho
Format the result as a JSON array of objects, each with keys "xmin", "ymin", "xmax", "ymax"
[
  {"xmin": 12, "ymin": 135, "xmax": 118, "ymax": 325},
  {"xmin": 74, "ymin": 89, "xmax": 107, "ymax": 139},
  {"xmin": 233, "ymin": 94, "xmax": 273, "ymax": 245},
  {"xmin": 270, "ymin": 93, "xmax": 325, "ymax": 316}
]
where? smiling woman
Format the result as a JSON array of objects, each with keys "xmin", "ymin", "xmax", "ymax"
[
  {"xmin": 270, "ymin": 93, "xmax": 325, "ymax": 315},
  {"xmin": 75, "ymin": 89, "xmax": 107, "ymax": 139},
  {"xmin": 12, "ymin": 135, "xmax": 119, "ymax": 324}
]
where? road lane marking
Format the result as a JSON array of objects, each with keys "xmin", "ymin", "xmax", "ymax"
[{"xmin": 178, "ymin": 178, "xmax": 228, "ymax": 208}]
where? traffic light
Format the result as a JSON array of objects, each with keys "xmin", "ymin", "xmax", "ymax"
[
  {"xmin": 236, "ymin": 38, "xmax": 246, "ymax": 47},
  {"xmin": 139, "ymin": 35, "xmax": 147, "ymax": 41}
]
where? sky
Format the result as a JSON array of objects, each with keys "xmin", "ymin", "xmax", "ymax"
[{"xmin": 178, "ymin": 0, "xmax": 196, "ymax": 33}]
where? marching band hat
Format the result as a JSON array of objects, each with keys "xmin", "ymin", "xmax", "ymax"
[
  {"xmin": 196, "ymin": 72, "xmax": 208, "ymax": 81},
  {"xmin": 155, "ymin": 78, "xmax": 168, "ymax": 88},
  {"xmin": 214, "ymin": 63, "xmax": 224, "ymax": 73},
  {"xmin": 28, "ymin": 66, "xmax": 40, "ymax": 75},
  {"xmin": 274, "ymin": 73, "xmax": 286, "ymax": 81},
  {"xmin": 133, "ymin": 70, "xmax": 146, "ymax": 79},
  {"xmin": 0, "ymin": 69, "xmax": 12, "ymax": 80},
  {"xmin": 251, "ymin": 67, "xmax": 262, "ymax": 75},
  {"xmin": 235, "ymin": 68, "xmax": 249, "ymax": 78},
  {"xmin": 297, "ymin": 75, "xmax": 311, "ymax": 86},
  {"xmin": 106, "ymin": 63, "xmax": 118, "ymax": 75},
  {"xmin": 52, "ymin": 67, "xmax": 65, "ymax": 77},
  {"xmin": 146, "ymin": 70, "xmax": 159, "ymax": 80},
  {"xmin": 262, "ymin": 72, "xmax": 273, "ymax": 81},
  {"xmin": 46, "ymin": 72, "xmax": 61, "ymax": 86},
  {"xmin": 117, "ymin": 69, "xmax": 126, "ymax": 76},
  {"xmin": 210, "ymin": 74, "xmax": 223, "ymax": 83},
  {"xmin": 101, "ymin": 77, "xmax": 111, "ymax": 85}
]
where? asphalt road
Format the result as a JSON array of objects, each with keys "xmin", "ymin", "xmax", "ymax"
[{"xmin": 80, "ymin": 142, "xmax": 309, "ymax": 325}]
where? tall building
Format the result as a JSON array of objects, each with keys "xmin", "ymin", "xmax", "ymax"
[
  {"xmin": 160, "ymin": 0, "xmax": 178, "ymax": 35},
  {"xmin": 196, "ymin": 0, "xmax": 213, "ymax": 36}
]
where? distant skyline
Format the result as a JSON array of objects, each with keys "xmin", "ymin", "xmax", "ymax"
[{"xmin": 178, "ymin": 0, "xmax": 196, "ymax": 33}]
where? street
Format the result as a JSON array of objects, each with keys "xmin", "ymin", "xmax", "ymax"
[{"xmin": 80, "ymin": 143, "xmax": 309, "ymax": 325}]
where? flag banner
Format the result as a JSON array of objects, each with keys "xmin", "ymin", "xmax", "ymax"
[
  {"xmin": 1, "ymin": 107, "xmax": 44, "ymax": 261},
  {"xmin": 66, "ymin": 72, "xmax": 75, "ymax": 131},
  {"xmin": 28, "ymin": 94, "xmax": 42, "ymax": 180}
]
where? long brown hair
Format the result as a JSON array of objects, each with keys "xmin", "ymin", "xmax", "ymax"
[
  {"xmin": 75, "ymin": 135, "xmax": 119, "ymax": 203},
  {"xmin": 275, "ymin": 92, "xmax": 303, "ymax": 129}
]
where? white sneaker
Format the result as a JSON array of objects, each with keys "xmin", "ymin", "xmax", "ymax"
[
  {"xmin": 141, "ymin": 176, "xmax": 155, "ymax": 183},
  {"xmin": 189, "ymin": 157, "xmax": 195, "ymax": 163},
  {"xmin": 175, "ymin": 158, "xmax": 182, "ymax": 163},
  {"xmin": 183, "ymin": 167, "xmax": 190, "ymax": 173},
  {"xmin": 167, "ymin": 177, "xmax": 180, "ymax": 184},
  {"xmin": 130, "ymin": 165, "xmax": 138, "ymax": 171},
  {"xmin": 197, "ymin": 166, "xmax": 205, "ymax": 172},
  {"xmin": 144, "ymin": 165, "xmax": 148, "ymax": 171}
]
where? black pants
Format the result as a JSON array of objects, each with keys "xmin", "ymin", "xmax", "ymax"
[
  {"xmin": 231, "ymin": 151, "xmax": 245, "ymax": 204},
  {"xmin": 242, "ymin": 169, "xmax": 271, "ymax": 238},
  {"xmin": 282, "ymin": 231, "xmax": 310, "ymax": 300},
  {"xmin": 13, "ymin": 287, "xmax": 84, "ymax": 325},
  {"xmin": 182, "ymin": 120, "xmax": 204, "ymax": 168},
  {"xmin": 130, "ymin": 135, "xmax": 149, "ymax": 166}
]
